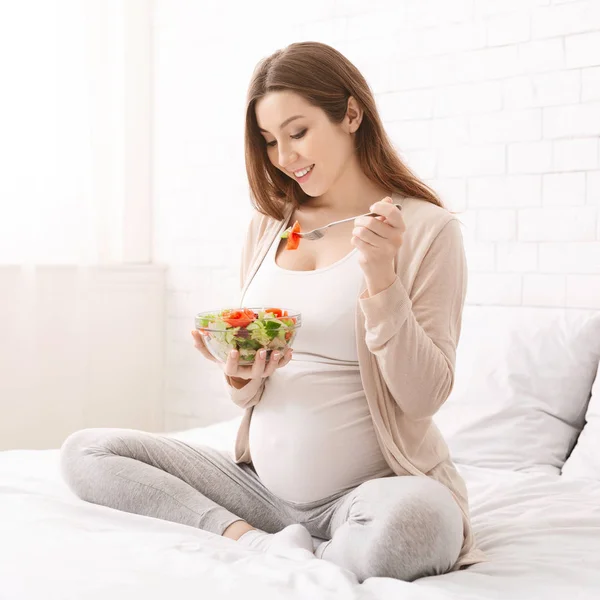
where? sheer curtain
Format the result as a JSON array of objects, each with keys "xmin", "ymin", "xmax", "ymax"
[
  {"xmin": 0, "ymin": 0, "xmax": 151, "ymax": 266},
  {"xmin": 0, "ymin": 1, "xmax": 162, "ymax": 450}
]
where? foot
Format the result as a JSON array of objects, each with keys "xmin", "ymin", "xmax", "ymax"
[{"xmin": 237, "ymin": 524, "xmax": 315, "ymax": 558}]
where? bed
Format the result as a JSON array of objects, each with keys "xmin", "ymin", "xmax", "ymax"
[{"xmin": 2, "ymin": 306, "xmax": 600, "ymax": 600}]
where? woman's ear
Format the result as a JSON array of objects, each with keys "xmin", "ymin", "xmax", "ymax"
[{"xmin": 345, "ymin": 96, "xmax": 363, "ymax": 134}]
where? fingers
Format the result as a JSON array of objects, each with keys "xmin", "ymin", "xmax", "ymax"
[
  {"xmin": 223, "ymin": 347, "xmax": 265, "ymax": 379},
  {"xmin": 191, "ymin": 330, "xmax": 218, "ymax": 363},
  {"xmin": 368, "ymin": 197, "xmax": 394, "ymax": 214},
  {"xmin": 192, "ymin": 329, "xmax": 293, "ymax": 378},
  {"xmin": 367, "ymin": 199, "xmax": 405, "ymax": 230},
  {"xmin": 223, "ymin": 346, "xmax": 292, "ymax": 379},
  {"xmin": 251, "ymin": 348, "xmax": 269, "ymax": 378},
  {"xmin": 277, "ymin": 348, "xmax": 294, "ymax": 368},
  {"xmin": 224, "ymin": 348, "xmax": 242, "ymax": 376},
  {"xmin": 263, "ymin": 349, "xmax": 284, "ymax": 377}
]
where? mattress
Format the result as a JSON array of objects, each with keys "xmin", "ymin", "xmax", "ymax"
[{"xmin": 1, "ymin": 418, "xmax": 600, "ymax": 600}]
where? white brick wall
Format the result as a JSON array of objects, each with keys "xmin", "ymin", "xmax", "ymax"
[{"xmin": 154, "ymin": 0, "xmax": 600, "ymax": 428}]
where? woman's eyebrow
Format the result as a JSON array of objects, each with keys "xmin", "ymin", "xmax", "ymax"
[{"xmin": 259, "ymin": 115, "xmax": 305, "ymax": 133}]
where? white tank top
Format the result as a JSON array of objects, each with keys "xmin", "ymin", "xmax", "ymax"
[{"xmin": 241, "ymin": 224, "xmax": 394, "ymax": 504}]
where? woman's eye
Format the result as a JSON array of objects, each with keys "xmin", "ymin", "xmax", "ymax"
[
  {"xmin": 265, "ymin": 129, "xmax": 307, "ymax": 148},
  {"xmin": 292, "ymin": 128, "xmax": 308, "ymax": 140}
]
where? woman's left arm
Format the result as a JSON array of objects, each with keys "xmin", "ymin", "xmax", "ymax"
[{"xmin": 352, "ymin": 201, "xmax": 467, "ymax": 421}]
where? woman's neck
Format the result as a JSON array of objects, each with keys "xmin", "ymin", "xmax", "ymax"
[
  {"xmin": 300, "ymin": 184, "xmax": 392, "ymax": 217},
  {"xmin": 299, "ymin": 166, "xmax": 392, "ymax": 218}
]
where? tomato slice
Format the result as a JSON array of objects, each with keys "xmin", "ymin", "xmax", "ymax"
[
  {"xmin": 265, "ymin": 308, "xmax": 295, "ymax": 325},
  {"xmin": 221, "ymin": 306, "xmax": 295, "ymax": 330},
  {"xmin": 285, "ymin": 220, "xmax": 301, "ymax": 250},
  {"xmin": 222, "ymin": 307, "xmax": 256, "ymax": 328}
]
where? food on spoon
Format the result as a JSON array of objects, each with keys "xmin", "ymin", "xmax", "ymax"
[
  {"xmin": 195, "ymin": 307, "xmax": 301, "ymax": 364},
  {"xmin": 280, "ymin": 220, "xmax": 301, "ymax": 250}
]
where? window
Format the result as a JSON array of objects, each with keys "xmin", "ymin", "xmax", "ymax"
[{"xmin": 0, "ymin": 0, "xmax": 152, "ymax": 265}]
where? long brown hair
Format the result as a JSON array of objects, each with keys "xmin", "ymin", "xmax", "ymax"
[{"xmin": 245, "ymin": 41, "xmax": 445, "ymax": 222}]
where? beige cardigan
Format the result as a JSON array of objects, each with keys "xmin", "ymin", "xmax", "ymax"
[{"xmin": 223, "ymin": 193, "xmax": 488, "ymax": 571}]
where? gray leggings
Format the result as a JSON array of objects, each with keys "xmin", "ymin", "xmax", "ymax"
[{"xmin": 60, "ymin": 428, "xmax": 463, "ymax": 582}]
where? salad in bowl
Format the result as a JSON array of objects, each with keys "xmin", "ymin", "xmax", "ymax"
[{"xmin": 194, "ymin": 307, "xmax": 301, "ymax": 365}]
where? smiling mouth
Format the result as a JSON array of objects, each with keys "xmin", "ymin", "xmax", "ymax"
[{"xmin": 292, "ymin": 164, "xmax": 315, "ymax": 179}]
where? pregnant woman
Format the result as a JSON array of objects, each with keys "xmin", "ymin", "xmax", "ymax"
[{"xmin": 60, "ymin": 41, "xmax": 486, "ymax": 582}]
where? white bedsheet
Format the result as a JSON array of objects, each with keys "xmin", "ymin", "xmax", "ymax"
[{"xmin": 1, "ymin": 419, "xmax": 600, "ymax": 600}]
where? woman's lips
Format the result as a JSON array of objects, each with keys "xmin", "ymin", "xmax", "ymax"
[{"xmin": 294, "ymin": 164, "xmax": 314, "ymax": 183}]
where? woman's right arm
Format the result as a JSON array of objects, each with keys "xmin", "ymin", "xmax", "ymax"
[
  {"xmin": 221, "ymin": 348, "xmax": 293, "ymax": 407},
  {"xmin": 223, "ymin": 373, "xmax": 266, "ymax": 409},
  {"xmin": 229, "ymin": 376, "xmax": 250, "ymax": 389},
  {"xmin": 193, "ymin": 211, "xmax": 292, "ymax": 407},
  {"xmin": 191, "ymin": 329, "xmax": 292, "ymax": 408}
]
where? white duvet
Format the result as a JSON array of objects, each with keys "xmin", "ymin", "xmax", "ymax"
[{"xmin": 1, "ymin": 419, "xmax": 600, "ymax": 600}]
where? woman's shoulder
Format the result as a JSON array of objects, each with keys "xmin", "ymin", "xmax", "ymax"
[{"xmin": 399, "ymin": 195, "xmax": 459, "ymax": 238}]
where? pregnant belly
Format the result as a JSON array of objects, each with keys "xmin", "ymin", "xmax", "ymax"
[{"xmin": 248, "ymin": 375, "xmax": 394, "ymax": 504}]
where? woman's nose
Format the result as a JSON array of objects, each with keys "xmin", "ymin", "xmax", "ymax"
[{"xmin": 279, "ymin": 149, "xmax": 298, "ymax": 170}]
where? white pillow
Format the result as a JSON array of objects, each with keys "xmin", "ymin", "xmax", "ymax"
[
  {"xmin": 434, "ymin": 306, "xmax": 600, "ymax": 475},
  {"xmin": 561, "ymin": 360, "xmax": 600, "ymax": 480}
]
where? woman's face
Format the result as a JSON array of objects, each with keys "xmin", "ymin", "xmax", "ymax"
[{"xmin": 255, "ymin": 90, "xmax": 358, "ymax": 198}]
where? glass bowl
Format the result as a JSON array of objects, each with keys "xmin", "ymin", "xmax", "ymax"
[{"xmin": 194, "ymin": 307, "xmax": 302, "ymax": 365}]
